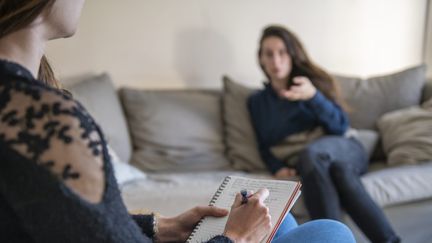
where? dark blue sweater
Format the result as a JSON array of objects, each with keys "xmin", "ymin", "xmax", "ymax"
[{"xmin": 247, "ymin": 83, "xmax": 349, "ymax": 174}]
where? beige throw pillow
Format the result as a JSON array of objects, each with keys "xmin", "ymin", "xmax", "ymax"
[
  {"xmin": 65, "ymin": 73, "xmax": 133, "ymax": 164},
  {"xmin": 270, "ymin": 128, "xmax": 324, "ymax": 167},
  {"xmin": 120, "ymin": 89, "xmax": 230, "ymax": 172},
  {"xmin": 336, "ymin": 65, "xmax": 426, "ymax": 130},
  {"xmin": 377, "ymin": 99, "xmax": 432, "ymax": 165},
  {"xmin": 222, "ymin": 76, "xmax": 266, "ymax": 171}
]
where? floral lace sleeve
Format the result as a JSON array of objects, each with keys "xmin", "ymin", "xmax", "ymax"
[
  {"xmin": 0, "ymin": 82, "xmax": 105, "ymax": 203},
  {"xmin": 0, "ymin": 61, "xmax": 155, "ymax": 242}
]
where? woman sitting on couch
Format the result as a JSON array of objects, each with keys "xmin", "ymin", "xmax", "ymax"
[
  {"xmin": 248, "ymin": 25, "xmax": 401, "ymax": 243},
  {"xmin": 0, "ymin": 1, "xmax": 356, "ymax": 242}
]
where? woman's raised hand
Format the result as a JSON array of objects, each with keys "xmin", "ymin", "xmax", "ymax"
[
  {"xmin": 223, "ymin": 189, "xmax": 272, "ymax": 243},
  {"xmin": 280, "ymin": 76, "xmax": 317, "ymax": 101}
]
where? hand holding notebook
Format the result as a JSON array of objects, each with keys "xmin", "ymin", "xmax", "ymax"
[{"xmin": 187, "ymin": 176, "xmax": 302, "ymax": 243}]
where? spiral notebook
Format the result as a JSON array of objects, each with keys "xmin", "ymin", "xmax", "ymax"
[{"xmin": 187, "ymin": 176, "xmax": 302, "ymax": 243}]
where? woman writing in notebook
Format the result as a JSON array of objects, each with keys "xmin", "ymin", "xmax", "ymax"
[
  {"xmin": 248, "ymin": 25, "xmax": 401, "ymax": 243},
  {"xmin": 0, "ymin": 1, "xmax": 355, "ymax": 242}
]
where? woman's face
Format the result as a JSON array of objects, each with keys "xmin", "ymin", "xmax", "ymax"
[
  {"xmin": 42, "ymin": 0, "xmax": 86, "ymax": 39},
  {"xmin": 259, "ymin": 36, "xmax": 292, "ymax": 84}
]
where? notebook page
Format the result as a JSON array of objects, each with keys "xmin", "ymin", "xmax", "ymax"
[{"xmin": 187, "ymin": 176, "xmax": 300, "ymax": 243}]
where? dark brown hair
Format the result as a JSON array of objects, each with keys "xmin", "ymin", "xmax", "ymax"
[
  {"xmin": 0, "ymin": 0, "xmax": 60, "ymax": 89},
  {"xmin": 258, "ymin": 25, "xmax": 349, "ymax": 111}
]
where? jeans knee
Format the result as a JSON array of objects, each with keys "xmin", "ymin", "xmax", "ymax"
[
  {"xmin": 297, "ymin": 145, "xmax": 330, "ymax": 175},
  {"xmin": 330, "ymin": 163, "xmax": 354, "ymax": 182},
  {"xmin": 310, "ymin": 219, "xmax": 355, "ymax": 242}
]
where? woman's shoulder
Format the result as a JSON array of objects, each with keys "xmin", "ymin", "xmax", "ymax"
[
  {"xmin": 247, "ymin": 87, "xmax": 271, "ymax": 108},
  {"xmin": 0, "ymin": 78, "xmax": 94, "ymax": 125},
  {"xmin": 1, "ymin": 78, "xmax": 75, "ymax": 109},
  {"xmin": 0, "ymin": 79, "xmax": 98, "ymax": 139},
  {"xmin": 0, "ymin": 79, "xmax": 106, "ymax": 204},
  {"xmin": 248, "ymin": 87, "xmax": 266, "ymax": 100}
]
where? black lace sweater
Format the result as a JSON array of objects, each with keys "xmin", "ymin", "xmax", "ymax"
[{"xmin": 0, "ymin": 60, "xmax": 231, "ymax": 243}]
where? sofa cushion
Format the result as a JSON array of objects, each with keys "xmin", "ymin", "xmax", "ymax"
[
  {"xmin": 336, "ymin": 65, "xmax": 426, "ymax": 130},
  {"xmin": 222, "ymin": 76, "xmax": 266, "ymax": 171},
  {"xmin": 361, "ymin": 162, "xmax": 432, "ymax": 207},
  {"xmin": 120, "ymin": 162, "xmax": 432, "ymax": 217},
  {"xmin": 377, "ymin": 99, "xmax": 432, "ymax": 165},
  {"xmin": 121, "ymin": 171, "xmax": 271, "ymax": 216},
  {"xmin": 64, "ymin": 73, "xmax": 132, "ymax": 163},
  {"xmin": 120, "ymin": 88, "xmax": 230, "ymax": 172}
]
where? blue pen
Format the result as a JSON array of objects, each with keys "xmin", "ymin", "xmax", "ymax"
[{"xmin": 241, "ymin": 189, "xmax": 248, "ymax": 204}]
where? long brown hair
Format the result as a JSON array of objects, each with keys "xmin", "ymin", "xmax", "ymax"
[
  {"xmin": 0, "ymin": 0, "xmax": 60, "ymax": 89},
  {"xmin": 258, "ymin": 25, "xmax": 349, "ymax": 111}
]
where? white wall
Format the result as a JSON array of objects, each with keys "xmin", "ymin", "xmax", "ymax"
[
  {"xmin": 46, "ymin": 0, "xmax": 427, "ymax": 88},
  {"xmin": 426, "ymin": 0, "xmax": 432, "ymax": 78}
]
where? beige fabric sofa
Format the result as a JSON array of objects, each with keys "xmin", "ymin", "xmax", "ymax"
[{"xmin": 64, "ymin": 66, "xmax": 432, "ymax": 243}]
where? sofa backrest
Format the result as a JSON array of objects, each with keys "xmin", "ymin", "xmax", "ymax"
[
  {"xmin": 63, "ymin": 73, "xmax": 133, "ymax": 163},
  {"xmin": 335, "ymin": 65, "xmax": 427, "ymax": 130},
  {"xmin": 62, "ymin": 67, "xmax": 430, "ymax": 166}
]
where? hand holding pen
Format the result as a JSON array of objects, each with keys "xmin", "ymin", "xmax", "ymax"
[
  {"xmin": 241, "ymin": 189, "xmax": 251, "ymax": 204},
  {"xmin": 223, "ymin": 188, "xmax": 272, "ymax": 242}
]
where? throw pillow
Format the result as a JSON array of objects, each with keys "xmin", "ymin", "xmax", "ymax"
[
  {"xmin": 120, "ymin": 88, "xmax": 230, "ymax": 172},
  {"xmin": 64, "ymin": 73, "xmax": 133, "ymax": 163},
  {"xmin": 107, "ymin": 145, "xmax": 147, "ymax": 186},
  {"xmin": 336, "ymin": 65, "xmax": 426, "ymax": 130},
  {"xmin": 270, "ymin": 128, "xmax": 379, "ymax": 164},
  {"xmin": 270, "ymin": 128, "xmax": 324, "ymax": 167},
  {"xmin": 377, "ymin": 99, "xmax": 432, "ymax": 165},
  {"xmin": 222, "ymin": 76, "xmax": 266, "ymax": 171}
]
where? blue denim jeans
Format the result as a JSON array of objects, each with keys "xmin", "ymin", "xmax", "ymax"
[
  {"xmin": 272, "ymin": 213, "xmax": 355, "ymax": 243},
  {"xmin": 296, "ymin": 136, "xmax": 399, "ymax": 243}
]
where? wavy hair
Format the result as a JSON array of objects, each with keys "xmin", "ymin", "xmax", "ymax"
[
  {"xmin": 258, "ymin": 25, "xmax": 349, "ymax": 111},
  {"xmin": 0, "ymin": 0, "xmax": 60, "ymax": 89}
]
